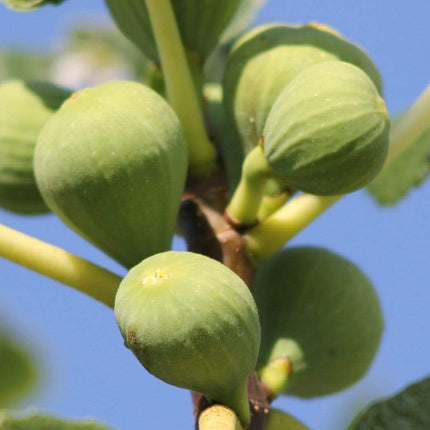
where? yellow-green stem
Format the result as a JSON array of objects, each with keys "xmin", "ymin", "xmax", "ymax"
[
  {"xmin": 198, "ymin": 404, "xmax": 243, "ymax": 430},
  {"xmin": 246, "ymin": 84, "xmax": 430, "ymax": 263},
  {"xmin": 387, "ymin": 85, "xmax": 430, "ymax": 162},
  {"xmin": 145, "ymin": 0, "xmax": 217, "ymax": 174},
  {"xmin": 227, "ymin": 145, "xmax": 274, "ymax": 226},
  {"xmin": 0, "ymin": 224, "xmax": 121, "ymax": 307}
]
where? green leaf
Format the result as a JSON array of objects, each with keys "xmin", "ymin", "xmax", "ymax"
[
  {"xmin": 0, "ymin": 330, "xmax": 37, "ymax": 408},
  {"xmin": 0, "ymin": 0, "xmax": 66, "ymax": 11},
  {"xmin": 0, "ymin": 413, "xmax": 111, "ymax": 430},
  {"xmin": 348, "ymin": 376, "xmax": 430, "ymax": 430},
  {"xmin": 367, "ymin": 125, "xmax": 430, "ymax": 205}
]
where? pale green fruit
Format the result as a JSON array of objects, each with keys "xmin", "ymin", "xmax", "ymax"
[
  {"xmin": 0, "ymin": 80, "xmax": 70, "ymax": 214},
  {"xmin": 222, "ymin": 23, "xmax": 383, "ymax": 175},
  {"xmin": 263, "ymin": 61, "xmax": 390, "ymax": 195},
  {"xmin": 34, "ymin": 81, "xmax": 187, "ymax": 268},
  {"xmin": 254, "ymin": 246, "xmax": 383, "ymax": 398},
  {"xmin": 104, "ymin": 0, "xmax": 242, "ymax": 63},
  {"xmin": 114, "ymin": 251, "xmax": 261, "ymax": 425}
]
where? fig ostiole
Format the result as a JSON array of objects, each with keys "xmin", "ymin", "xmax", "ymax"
[
  {"xmin": 223, "ymin": 23, "xmax": 384, "ymax": 163},
  {"xmin": 104, "ymin": 0, "xmax": 242, "ymax": 64},
  {"xmin": 0, "ymin": 79, "xmax": 71, "ymax": 214},
  {"xmin": 114, "ymin": 251, "xmax": 261, "ymax": 425},
  {"xmin": 34, "ymin": 80, "xmax": 188, "ymax": 268},
  {"xmin": 263, "ymin": 60, "xmax": 390, "ymax": 195},
  {"xmin": 254, "ymin": 246, "xmax": 384, "ymax": 398}
]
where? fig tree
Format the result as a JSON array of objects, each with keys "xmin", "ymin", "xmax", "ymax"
[
  {"xmin": 34, "ymin": 80, "xmax": 187, "ymax": 268},
  {"xmin": 114, "ymin": 251, "xmax": 261, "ymax": 425},
  {"xmin": 0, "ymin": 80, "xmax": 71, "ymax": 214},
  {"xmin": 254, "ymin": 246, "xmax": 383, "ymax": 398}
]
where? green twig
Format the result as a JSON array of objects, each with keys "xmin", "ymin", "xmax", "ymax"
[
  {"xmin": 387, "ymin": 84, "xmax": 430, "ymax": 162},
  {"xmin": 246, "ymin": 84, "xmax": 430, "ymax": 263},
  {"xmin": 145, "ymin": 0, "xmax": 217, "ymax": 174},
  {"xmin": 226, "ymin": 145, "xmax": 274, "ymax": 226},
  {"xmin": 0, "ymin": 224, "xmax": 121, "ymax": 307}
]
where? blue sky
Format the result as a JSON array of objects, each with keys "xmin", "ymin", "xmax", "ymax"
[{"xmin": 0, "ymin": 1, "xmax": 429, "ymax": 429}]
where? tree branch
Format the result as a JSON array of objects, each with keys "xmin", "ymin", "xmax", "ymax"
[{"xmin": 0, "ymin": 224, "xmax": 121, "ymax": 307}]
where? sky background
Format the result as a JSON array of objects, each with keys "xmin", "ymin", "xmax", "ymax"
[{"xmin": 0, "ymin": 1, "xmax": 429, "ymax": 429}]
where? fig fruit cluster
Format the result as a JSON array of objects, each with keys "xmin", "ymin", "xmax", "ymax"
[
  {"xmin": 223, "ymin": 23, "xmax": 390, "ymax": 195},
  {"xmin": 0, "ymin": 80, "xmax": 71, "ymax": 214},
  {"xmin": 114, "ymin": 251, "xmax": 261, "ymax": 425},
  {"xmin": 34, "ymin": 80, "xmax": 188, "ymax": 268}
]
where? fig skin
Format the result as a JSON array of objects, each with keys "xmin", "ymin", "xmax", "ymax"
[
  {"xmin": 104, "ymin": 0, "xmax": 242, "ymax": 63},
  {"xmin": 254, "ymin": 246, "xmax": 383, "ymax": 398},
  {"xmin": 223, "ymin": 23, "xmax": 383, "ymax": 168},
  {"xmin": 34, "ymin": 80, "xmax": 187, "ymax": 268},
  {"xmin": 114, "ymin": 251, "xmax": 261, "ymax": 425},
  {"xmin": 263, "ymin": 60, "xmax": 390, "ymax": 195},
  {"xmin": 0, "ymin": 80, "xmax": 71, "ymax": 214}
]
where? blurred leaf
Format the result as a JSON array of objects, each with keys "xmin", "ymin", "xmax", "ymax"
[
  {"xmin": 367, "ymin": 124, "xmax": 430, "ymax": 205},
  {"xmin": 0, "ymin": 50, "xmax": 53, "ymax": 81},
  {"xmin": 0, "ymin": 0, "xmax": 66, "ymax": 10},
  {"xmin": 266, "ymin": 408, "xmax": 309, "ymax": 430},
  {"xmin": 0, "ymin": 329, "xmax": 37, "ymax": 408},
  {"xmin": 348, "ymin": 376, "xmax": 430, "ymax": 429},
  {"xmin": 0, "ymin": 413, "xmax": 111, "ymax": 429}
]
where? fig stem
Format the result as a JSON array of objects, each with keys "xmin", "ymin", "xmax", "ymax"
[
  {"xmin": 0, "ymin": 224, "xmax": 121, "ymax": 307},
  {"xmin": 198, "ymin": 404, "xmax": 243, "ymax": 430},
  {"xmin": 145, "ymin": 0, "xmax": 217, "ymax": 175},
  {"xmin": 226, "ymin": 145, "xmax": 274, "ymax": 227},
  {"xmin": 386, "ymin": 84, "xmax": 430, "ymax": 163},
  {"xmin": 246, "ymin": 83, "xmax": 430, "ymax": 263},
  {"xmin": 258, "ymin": 357, "xmax": 293, "ymax": 401}
]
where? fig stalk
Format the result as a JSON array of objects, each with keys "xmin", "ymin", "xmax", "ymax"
[
  {"xmin": 387, "ymin": 84, "xmax": 430, "ymax": 163},
  {"xmin": 198, "ymin": 404, "xmax": 242, "ymax": 430},
  {"xmin": 145, "ymin": 0, "xmax": 217, "ymax": 174},
  {"xmin": 226, "ymin": 145, "xmax": 274, "ymax": 227},
  {"xmin": 0, "ymin": 224, "xmax": 121, "ymax": 307},
  {"xmin": 246, "ymin": 83, "xmax": 430, "ymax": 264}
]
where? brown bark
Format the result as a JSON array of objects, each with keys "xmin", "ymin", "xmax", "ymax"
[{"xmin": 178, "ymin": 170, "xmax": 270, "ymax": 430}]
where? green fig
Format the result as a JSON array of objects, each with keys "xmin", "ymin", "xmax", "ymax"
[
  {"xmin": 254, "ymin": 246, "xmax": 383, "ymax": 398},
  {"xmin": 104, "ymin": 0, "xmax": 242, "ymax": 64},
  {"xmin": 0, "ymin": 80, "xmax": 71, "ymax": 214},
  {"xmin": 34, "ymin": 81, "xmax": 187, "ymax": 268},
  {"xmin": 263, "ymin": 60, "xmax": 390, "ymax": 195},
  {"xmin": 223, "ymin": 23, "xmax": 383, "ymax": 162},
  {"xmin": 114, "ymin": 251, "xmax": 261, "ymax": 425}
]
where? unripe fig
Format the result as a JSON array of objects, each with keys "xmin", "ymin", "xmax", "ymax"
[
  {"xmin": 254, "ymin": 246, "xmax": 383, "ymax": 398},
  {"xmin": 114, "ymin": 251, "xmax": 261, "ymax": 425},
  {"xmin": 34, "ymin": 81, "xmax": 187, "ymax": 268},
  {"xmin": 0, "ymin": 80, "xmax": 71, "ymax": 214},
  {"xmin": 263, "ymin": 61, "xmax": 390, "ymax": 195},
  {"xmin": 223, "ymin": 23, "xmax": 383, "ymax": 158},
  {"xmin": 104, "ymin": 0, "xmax": 242, "ymax": 63}
]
